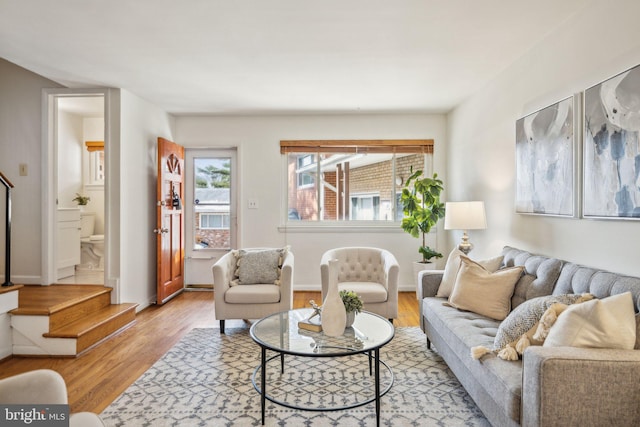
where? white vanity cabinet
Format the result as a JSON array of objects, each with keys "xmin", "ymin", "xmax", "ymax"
[{"xmin": 57, "ymin": 208, "xmax": 81, "ymax": 279}]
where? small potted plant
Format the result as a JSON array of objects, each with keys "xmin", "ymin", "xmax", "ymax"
[
  {"xmin": 340, "ymin": 290, "xmax": 363, "ymax": 327},
  {"xmin": 72, "ymin": 193, "xmax": 90, "ymax": 207}
]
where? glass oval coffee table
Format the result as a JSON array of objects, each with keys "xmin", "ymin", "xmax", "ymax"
[{"xmin": 250, "ymin": 308, "xmax": 395, "ymax": 426}]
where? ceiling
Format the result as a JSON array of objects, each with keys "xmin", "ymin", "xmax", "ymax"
[{"xmin": 0, "ymin": 1, "xmax": 587, "ymax": 115}]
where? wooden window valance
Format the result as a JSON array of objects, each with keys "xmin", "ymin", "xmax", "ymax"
[
  {"xmin": 280, "ymin": 139, "xmax": 434, "ymax": 155},
  {"xmin": 85, "ymin": 141, "xmax": 104, "ymax": 152}
]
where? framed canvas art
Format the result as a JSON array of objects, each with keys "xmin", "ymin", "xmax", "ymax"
[
  {"xmin": 515, "ymin": 96, "xmax": 577, "ymax": 216},
  {"xmin": 583, "ymin": 64, "xmax": 640, "ymax": 219}
]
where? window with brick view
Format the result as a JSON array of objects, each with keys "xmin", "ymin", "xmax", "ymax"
[{"xmin": 280, "ymin": 140, "xmax": 434, "ymax": 223}]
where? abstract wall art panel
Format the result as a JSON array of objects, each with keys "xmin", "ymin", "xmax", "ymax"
[
  {"xmin": 584, "ymin": 64, "xmax": 640, "ymax": 219},
  {"xmin": 515, "ymin": 96, "xmax": 576, "ymax": 216}
]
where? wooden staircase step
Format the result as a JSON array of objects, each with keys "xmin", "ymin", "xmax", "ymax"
[
  {"xmin": 49, "ymin": 292, "xmax": 111, "ymax": 331},
  {"xmin": 11, "ymin": 285, "xmax": 112, "ymax": 316},
  {"xmin": 10, "ymin": 285, "xmax": 139, "ymax": 356},
  {"xmin": 44, "ymin": 303, "xmax": 138, "ymax": 354}
]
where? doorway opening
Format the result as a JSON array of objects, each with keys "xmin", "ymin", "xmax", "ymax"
[{"xmin": 43, "ymin": 89, "xmax": 110, "ymax": 289}]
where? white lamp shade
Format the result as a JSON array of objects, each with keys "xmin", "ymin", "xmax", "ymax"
[{"xmin": 444, "ymin": 201, "xmax": 487, "ymax": 230}]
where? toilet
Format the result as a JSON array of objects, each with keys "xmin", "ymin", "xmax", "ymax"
[{"xmin": 79, "ymin": 212, "xmax": 105, "ymax": 271}]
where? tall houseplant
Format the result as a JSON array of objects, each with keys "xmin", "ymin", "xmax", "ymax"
[{"xmin": 400, "ymin": 169, "xmax": 445, "ymax": 264}]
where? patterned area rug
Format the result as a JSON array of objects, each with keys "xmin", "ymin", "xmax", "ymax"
[{"xmin": 101, "ymin": 327, "xmax": 488, "ymax": 426}]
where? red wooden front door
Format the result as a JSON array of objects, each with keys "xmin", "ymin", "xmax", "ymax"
[{"xmin": 156, "ymin": 137, "xmax": 185, "ymax": 304}]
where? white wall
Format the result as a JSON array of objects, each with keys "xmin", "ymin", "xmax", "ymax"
[
  {"xmin": 118, "ymin": 89, "xmax": 175, "ymax": 308},
  {"xmin": 176, "ymin": 114, "xmax": 447, "ymax": 290},
  {"xmin": 447, "ymin": 0, "xmax": 640, "ymax": 277},
  {"xmin": 57, "ymin": 111, "xmax": 83, "ymax": 208},
  {"xmin": 0, "ymin": 58, "xmax": 63, "ymax": 284}
]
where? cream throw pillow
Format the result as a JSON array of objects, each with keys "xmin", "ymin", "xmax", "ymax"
[
  {"xmin": 436, "ymin": 248, "xmax": 504, "ymax": 298},
  {"xmin": 447, "ymin": 256, "xmax": 524, "ymax": 321},
  {"xmin": 636, "ymin": 313, "xmax": 640, "ymax": 350},
  {"xmin": 544, "ymin": 292, "xmax": 636, "ymax": 350}
]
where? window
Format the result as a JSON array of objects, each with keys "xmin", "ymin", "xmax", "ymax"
[
  {"xmin": 281, "ymin": 140, "xmax": 433, "ymax": 223},
  {"xmin": 350, "ymin": 194, "xmax": 380, "ymax": 220},
  {"xmin": 90, "ymin": 151, "xmax": 105, "ymax": 184},
  {"xmin": 200, "ymin": 213, "xmax": 230, "ymax": 229},
  {"xmin": 297, "ymin": 154, "xmax": 315, "ymax": 187},
  {"xmin": 84, "ymin": 141, "xmax": 105, "ymax": 186}
]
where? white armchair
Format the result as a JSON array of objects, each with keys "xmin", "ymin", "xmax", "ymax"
[
  {"xmin": 0, "ymin": 369, "xmax": 104, "ymax": 427},
  {"xmin": 212, "ymin": 248, "xmax": 294, "ymax": 333},
  {"xmin": 321, "ymin": 247, "xmax": 400, "ymax": 321}
]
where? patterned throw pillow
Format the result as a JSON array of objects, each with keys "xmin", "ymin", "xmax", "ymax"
[
  {"xmin": 492, "ymin": 294, "xmax": 590, "ymax": 351},
  {"xmin": 231, "ymin": 248, "xmax": 287, "ymax": 286}
]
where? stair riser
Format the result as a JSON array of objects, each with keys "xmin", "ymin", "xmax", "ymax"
[
  {"xmin": 12, "ymin": 315, "xmax": 76, "ymax": 356},
  {"xmin": 76, "ymin": 309, "xmax": 136, "ymax": 353},
  {"xmin": 11, "ymin": 286, "xmax": 137, "ymax": 357},
  {"xmin": 49, "ymin": 292, "xmax": 111, "ymax": 331}
]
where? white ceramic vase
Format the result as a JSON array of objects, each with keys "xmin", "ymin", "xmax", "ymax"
[
  {"xmin": 345, "ymin": 311, "xmax": 356, "ymax": 327},
  {"xmin": 321, "ymin": 259, "xmax": 347, "ymax": 336}
]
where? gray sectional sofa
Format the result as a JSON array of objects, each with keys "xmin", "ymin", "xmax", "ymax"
[{"xmin": 418, "ymin": 246, "xmax": 640, "ymax": 427}]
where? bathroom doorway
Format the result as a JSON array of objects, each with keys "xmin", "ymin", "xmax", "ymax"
[
  {"xmin": 42, "ymin": 89, "xmax": 110, "ymax": 288},
  {"xmin": 55, "ymin": 96, "xmax": 105, "ymax": 284}
]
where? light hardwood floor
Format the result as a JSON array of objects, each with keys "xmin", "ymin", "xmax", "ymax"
[{"xmin": 0, "ymin": 290, "xmax": 420, "ymax": 414}]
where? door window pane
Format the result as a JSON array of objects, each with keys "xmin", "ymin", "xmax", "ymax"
[{"xmin": 193, "ymin": 157, "xmax": 231, "ymax": 249}]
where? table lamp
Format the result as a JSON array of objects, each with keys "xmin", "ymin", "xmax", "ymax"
[{"xmin": 444, "ymin": 201, "xmax": 487, "ymax": 255}]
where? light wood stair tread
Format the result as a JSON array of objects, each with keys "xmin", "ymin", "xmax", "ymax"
[
  {"xmin": 11, "ymin": 284, "xmax": 112, "ymax": 316},
  {"xmin": 44, "ymin": 303, "xmax": 138, "ymax": 338}
]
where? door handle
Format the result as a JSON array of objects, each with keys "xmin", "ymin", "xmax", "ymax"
[{"xmin": 153, "ymin": 228, "xmax": 169, "ymax": 234}]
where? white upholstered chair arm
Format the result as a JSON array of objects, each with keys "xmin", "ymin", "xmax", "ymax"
[
  {"xmin": 70, "ymin": 412, "xmax": 106, "ymax": 427},
  {"xmin": 380, "ymin": 249, "xmax": 400, "ymax": 291},
  {"xmin": 0, "ymin": 369, "xmax": 105, "ymax": 427},
  {"xmin": 279, "ymin": 251, "xmax": 295, "ymax": 308},
  {"xmin": 0, "ymin": 369, "xmax": 68, "ymax": 405},
  {"xmin": 212, "ymin": 250, "xmax": 236, "ymax": 295}
]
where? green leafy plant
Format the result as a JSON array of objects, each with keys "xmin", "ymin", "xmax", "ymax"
[
  {"xmin": 400, "ymin": 169, "xmax": 445, "ymax": 263},
  {"xmin": 340, "ymin": 290, "xmax": 363, "ymax": 314},
  {"xmin": 72, "ymin": 193, "xmax": 90, "ymax": 206}
]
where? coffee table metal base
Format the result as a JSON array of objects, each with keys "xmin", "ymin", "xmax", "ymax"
[{"xmin": 252, "ymin": 348, "xmax": 394, "ymax": 426}]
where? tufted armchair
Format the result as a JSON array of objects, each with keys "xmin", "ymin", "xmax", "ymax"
[
  {"xmin": 0, "ymin": 369, "xmax": 104, "ymax": 426},
  {"xmin": 320, "ymin": 247, "xmax": 400, "ymax": 321},
  {"xmin": 212, "ymin": 248, "xmax": 294, "ymax": 333}
]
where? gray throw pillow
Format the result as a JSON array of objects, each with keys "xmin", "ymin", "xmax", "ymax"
[
  {"xmin": 493, "ymin": 294, "xmax": 590, "ymax": 351},
  {"xmin": 234, "ymin": 248, "xmax": 286, "ymax": 286}
]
